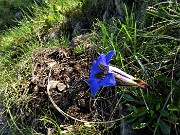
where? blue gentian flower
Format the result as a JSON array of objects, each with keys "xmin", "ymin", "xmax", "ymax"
[
  {"xmin": 87, "ymin": 50, "xmax": 149, "ymax": 97},
  {"xmin": 87, "ymin": 50, "xmax": 116, "ymax": 97}
]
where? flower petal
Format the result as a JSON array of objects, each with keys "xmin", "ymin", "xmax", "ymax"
[
  {"xmin": 97, "ymin": 54, "xmax": 108, "ymax": 67},
  {"xmin": 89, "ymin": 79, "xmax": 101, "ymax": 97},
  {"xmin": 100, "ymin": 73, "xmax": 116, "ymax": 86},
  {"xmin": 105, "ymin": 50, "xmax": 115, "ymax": 63},
  {"xmin": 89, "ymin": 61, "xmax": 103, "ymax": 78}
]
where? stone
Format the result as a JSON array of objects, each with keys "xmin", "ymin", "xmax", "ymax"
[{"xmin": 57, "ymin": 83, "xmax": 66, "ymax": 92}]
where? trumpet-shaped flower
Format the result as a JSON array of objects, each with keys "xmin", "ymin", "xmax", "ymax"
[
  {"xmin": 87, "ymin": 50, "xmax": 116, "ymax": 97},
  {"xmin": 87, "ymin": 50, "xmax": 149, "ymax": 97}
]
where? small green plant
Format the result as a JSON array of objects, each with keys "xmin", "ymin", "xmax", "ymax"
[{"xmin": 74, "ymin": 44, "xmax": 86, "ymax": 54}]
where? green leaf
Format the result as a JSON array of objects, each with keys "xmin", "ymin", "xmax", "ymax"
[
  {"xmin": 150, "ymin": 110, "xmax": 154, "ymax": 117},
  {"xmin": 122, "ymin": 24, "xmax": 132, "ymax": 41},
  {"xmin": 159, "ymin": 119, "xmax": 170, "ymax": 135},
  {"xmin": 125, "ymin": 114, "xmax": 137, "ymax": 123},
  {"xmin": 123, "ymin": 94, "xmax": 136, "ymax": 102},
  {"xmin": 167, "ymin": 104, "xmax": 180, "ymax": 112},
  {"xmin": 156, "ymin": 103, "xmax": 160, "ymax": 110},
  {"xmin": 159, "ymin": 110, "xmax": 169, "ymax": 117},
  {"xmin": 132, "ymin": 122, "xmax": 147, "ymax": 129},
  {"xmin": 153, "ymin": 122, "xmax": 159, "ymax": 128},
  {"xmin": 133, "ymin": 106, "xmax": 138, "ymax": 113},
  {"xmin": 131, "ymin": 112, "xmax": 138, "ymax": 117},
  {"xmin": 131, "ymin": 107, "xmax": 148, "ymax": 117},
  {"xmin": 137, "ymin": 107, "xmax": 148, "ymax": 117}
]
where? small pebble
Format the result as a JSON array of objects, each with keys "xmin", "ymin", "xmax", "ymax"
[{"xmin": 57, "ymin": 83, "xmax": 66, "ymax": 91}]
